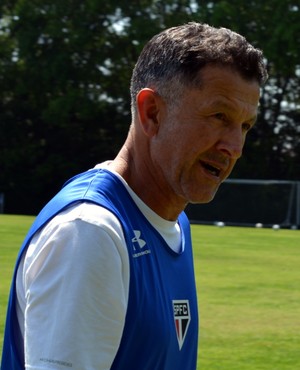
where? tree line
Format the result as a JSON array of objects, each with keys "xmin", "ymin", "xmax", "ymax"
[{"xmin": 0, "ymin": 0, "xmax": 299, "ymax": 214}]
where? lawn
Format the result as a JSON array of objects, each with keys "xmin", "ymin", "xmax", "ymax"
[
  {"xmin": 0, "ymin": 214, "xmax": 299, "ymax": 369},
  {"xmin": 193, "ymin": 224, "xmax": 300, "ymax": 369}
]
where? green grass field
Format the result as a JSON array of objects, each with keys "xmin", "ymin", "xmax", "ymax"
[{"xmin": 1, "ymin": 214, "xmax": 299, "ymax": 369}]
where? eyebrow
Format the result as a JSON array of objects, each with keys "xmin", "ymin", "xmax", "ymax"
[{"xmin": 210, "ymin": 100, "xmax": 258, "ymax": 124}]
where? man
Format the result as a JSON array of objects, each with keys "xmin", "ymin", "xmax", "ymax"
[{"xmin": 1, "ymin": 22, "xmax": 267, "ymax": 370}]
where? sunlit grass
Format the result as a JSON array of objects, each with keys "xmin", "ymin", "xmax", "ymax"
[
  {"xmin": 193, "ymin": 224, "xmax": 300, "ymax": 370},
  {"xmin": 0, "ymin": 214, "xmax": 35, "ymax": 361},
  {"xmin": 0, "ymin": 215, "xmax": 299, "ymax": 369}
]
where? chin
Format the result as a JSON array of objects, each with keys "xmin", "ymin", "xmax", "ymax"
[
  {"xmin": 187, "ymin": 193, "xmax": 217, "ymax": 205},
  {"xmin": 187, "ymin": 186, "xmax": 219, "ymax": 205},
  {"xmin": 189, "ymin": 196, "xmax": 215, "ymax": 205}
]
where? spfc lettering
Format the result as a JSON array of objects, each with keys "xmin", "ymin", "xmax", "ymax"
[{"xmin": 173, "ymin": 300, "xmax": 191, "ymax": 350}]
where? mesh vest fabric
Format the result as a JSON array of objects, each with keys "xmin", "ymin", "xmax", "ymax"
[{"xmin": 1, "ymin": 169, "xmax": 198, "ymax": 370}]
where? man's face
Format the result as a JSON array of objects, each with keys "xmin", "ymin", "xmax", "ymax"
[{"xmin": 150, "ymin": 65, "xmax": 261, "ymax": 205}]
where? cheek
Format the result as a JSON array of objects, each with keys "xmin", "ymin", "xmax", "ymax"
[
  {"xmin": 149, "ymin": 131, "xmax": 185, "ymax": 184},
  {"xmin": 151, "ymin": 112, "xmax": 202, "ymax": 172}
]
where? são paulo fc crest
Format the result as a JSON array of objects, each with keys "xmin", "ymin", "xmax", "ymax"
[{"xmin": 173, "ymin": 300, "xmax": 191, "ymax": 350}]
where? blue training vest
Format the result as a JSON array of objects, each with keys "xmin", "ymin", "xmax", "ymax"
[{"xmin": 1, "ymin": 169, "xmax": 198, "ymax": 370}]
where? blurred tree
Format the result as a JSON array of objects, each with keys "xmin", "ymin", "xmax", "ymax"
[
  {"xmin": 0, "ymin": 0, "xmax": 197, "ymax": 214},
  {"xmin": 0, "ymin": 0, "xmax": 299, "ymax": 214}
]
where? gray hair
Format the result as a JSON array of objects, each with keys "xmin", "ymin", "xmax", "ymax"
[{"xmin": 130, "ymin": 22, "xmax": 268, "ymax": 111}]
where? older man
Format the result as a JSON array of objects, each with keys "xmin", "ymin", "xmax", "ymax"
[{"xmin": 2, "ymin": 22, "xmax": 267, "ymax": 370}]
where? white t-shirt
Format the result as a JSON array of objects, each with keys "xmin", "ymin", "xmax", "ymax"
[{"xmin": 16, "ymin": 166, "xmax": 181, "ymax": 369}]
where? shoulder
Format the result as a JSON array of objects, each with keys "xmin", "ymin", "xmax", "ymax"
[
  {"xmin": 24, "ymin": 202, "xmax": 129, "ymax": 272},
  {"xmin": 40, "ymin": 201, "xmax": 124, "ymax": 240}
]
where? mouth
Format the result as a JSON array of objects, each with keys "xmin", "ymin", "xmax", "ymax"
[{"xmin": 200, "ymin": 161, "xmax": 222, "ymax": 177}]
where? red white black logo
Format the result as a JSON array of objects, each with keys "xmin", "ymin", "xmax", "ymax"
[{"xmin": 173, "ymin": 300, "xmax": 191, "ymax": 350}]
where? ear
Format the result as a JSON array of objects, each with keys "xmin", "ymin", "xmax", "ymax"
[{"xmin": 136, "ymin": 88, "xmax": 162, "ymax": 137}]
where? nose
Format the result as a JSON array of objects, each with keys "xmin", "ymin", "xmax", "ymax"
[{"xmin": 216, "ymin": 128, "xmax": 245, "ymax": 159}]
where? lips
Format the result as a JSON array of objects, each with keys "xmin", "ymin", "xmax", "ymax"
[
  {"xmin": 200, "ymin": 160, "xmax": 222, "ymax": 177},
  {"xmin": 199, "ymin": 154, "xmax": 231, "ymax": 180},
  {"xmin": 200, "ymin": 161, "xmax": 221, "ymax": 177}
]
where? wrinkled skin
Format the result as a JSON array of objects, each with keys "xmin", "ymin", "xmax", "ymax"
[{"xmin": 112, "ymin": 65, "xmax": 260, "ymax": 220}]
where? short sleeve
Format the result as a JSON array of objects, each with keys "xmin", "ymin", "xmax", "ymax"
[{"xmin": 21, "ymin": 203, "xmax": 130, "ymax": 370}]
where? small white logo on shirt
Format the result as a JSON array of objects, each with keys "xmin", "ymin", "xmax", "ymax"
[
  {"xmin": 131, "ymin": 230, "xmax": 146, "ymax": 249},
  {"xmin": 131, "ymin": 230, "xmax": 151, "ymax": 258}
]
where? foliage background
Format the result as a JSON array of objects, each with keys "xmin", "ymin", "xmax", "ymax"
[{"xmin": 0, "ymin": 0, "xmax": 299, "ymax": 214}]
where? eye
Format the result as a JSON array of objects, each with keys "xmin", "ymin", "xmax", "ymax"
[
  {"xmin": 213, "ymin": 112, "xmax": 228, "ymax": 123},
  {"xmin": 242, "ymin": 122, "xmax": 252, "ymax": 132},
  {"xmin": 214, "ymin": 113, "xmax": 227, "ymax": 121}
]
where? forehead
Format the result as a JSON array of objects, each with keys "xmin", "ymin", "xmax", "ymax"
[{"xmin": 196, "ymin": 65, "xmax": 261, "ymax": 114}]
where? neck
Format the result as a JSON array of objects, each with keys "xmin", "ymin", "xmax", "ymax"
[{"xmin": 109, "ymin": 134, "xmax": 186, "ymax": 221}]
